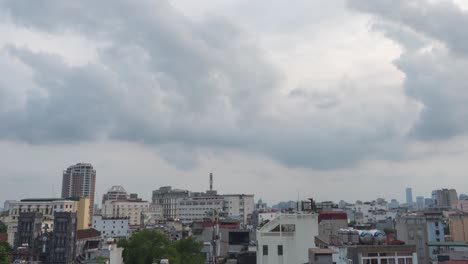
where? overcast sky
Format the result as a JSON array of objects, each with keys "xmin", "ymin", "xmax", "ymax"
[{"xmin": 1, "ymin": 0, "xmax": 468, "ymax": 206}]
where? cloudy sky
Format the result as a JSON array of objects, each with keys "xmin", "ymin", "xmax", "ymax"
[{"xmin": 1, "ymin": 0, "xmax": 468, "ymax": 205}]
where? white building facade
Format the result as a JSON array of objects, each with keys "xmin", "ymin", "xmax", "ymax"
[
  {"xmin": 92, "ymin": 215, "xmax": 129, "ymax": 238},
  {"xmin": 257, "ymin": 213, "xmax": 319, "ymax": 264},
  {"xmin": 223, "ymin": 194, "xmax": 255, "ymax": 227},
  {"xmin": 177, "ymin": 195, "xmax": 224, "ymax": 224}
]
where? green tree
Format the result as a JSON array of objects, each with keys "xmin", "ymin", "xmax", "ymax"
[
  {"xmin": 0, "ymin": 242, "xmax": 12, "ymax": 264},
  {"xmin": 174, "ymin": 237, "xmax": 204, "ymax": 264},
  {"xmin": 118, "ymin": 230, "xmax": 180, "ymax": 264},
  {"xmin": 0, "ymin": 224, "xmax": 6, "ymax": 233}
]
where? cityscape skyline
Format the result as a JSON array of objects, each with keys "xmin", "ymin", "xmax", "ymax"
[{"xmin": 2, "ymin": 0, "xmax": 468, "ymax": 211}]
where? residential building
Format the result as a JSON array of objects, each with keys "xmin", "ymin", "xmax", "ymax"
[
  {"xmin": 92, "ymin": 215, "xmax": 129, "ymax": 238},
  {"xmin": 458, "ymin": 200, "xmax": 468, "ymax": 213},
  {"xmin": 152, "ymin": 186, "xmax": 190, "ymax": 219},
  {"xmin": 223, "ymin": 194, "xmax": 255, "ymax": 227},
  {"xmin": 338, "ymin": 245, "xmax": 418, "ymax": 264},
  {"xmin": 433, "ymin": 189, "xmax": 459, "ymax": 209},
  {"xmin": 406, "ymin": 187, "xmax": 413, "ymax": 206},
  {"xmin": 449, "ymin": 213, "xmax": 468, "ymax": 242},
  {"xmin": 396, "ymin": 212, "xmax": 445, "ymax": 264},
  {"xmin": 257, "ymin": 212, "xmax": 319, "ymax": 264},
  {"xmin": 62, "ymin": 163, "xmax": 96, "ymax": 215},
  {"xmin": 49, "ymin": 212, "xmax": 77, "ymax": 264},
  {"xmin": 102, "ymin": 200, "xmax": 150, "ymax": 226},
  {"xmin": 428, "ymin": 241, "xmax": 468, "ymax": 263}
]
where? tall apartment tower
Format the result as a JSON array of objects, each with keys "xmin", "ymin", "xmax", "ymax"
[{"xmin": 61, "ymin": 163, "xmax": 96, "ymax": 215}]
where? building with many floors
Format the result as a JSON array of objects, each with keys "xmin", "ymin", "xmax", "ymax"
[
  {"xmin": 152, "ymin": 186, "xmax": 190, "ymax": 219},
  {"xmin": 102, "ymin": 199, "xmax": 150, "ymax": 226},
  {"xmin": 5, "ymin": 198, "xmax": 80, "ymax": 246},
  {"xmin": 433, "ymin": 188, "xmax": 459, "ymax": 209},
  {"xmin": 396, "ymin": 211, "xmax": 445, "ymax": 264},
  {"xmin": 62, "ymin": 163, "xmax": 96, "ymax": 216},
  {"xmin": 92, "ymin": 215, "xmax": 129, "ymax": 238}
]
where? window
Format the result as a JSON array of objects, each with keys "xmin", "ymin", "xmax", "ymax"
[
  {"xmin": 277, "ymin": 245, "xmax": 283, "ymax": 256},
  {"xmin": 262, "ymin": 245, "xmax": 268, "ymax": 255}
]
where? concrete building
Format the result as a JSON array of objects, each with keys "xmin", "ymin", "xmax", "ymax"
[
  {"xmin": 406, "ymin": 187, "xmax": 413, "ymax": 206},
  {"xmin": 433, "ymin": 188, "xmax": 459, "ymax": 209},
  {"xmin": 152, "ymin": 186, "xmax": 190, "ymax": 219},
  {"xmin": 177, "ymin": 194, "xmax": 224, "ymax": 224},
  {"xmin": 49, "ymin": 212, "xmax": 77, "ymax": 264},
  {"xmin": 317, "ymin": 211, "xmax": 348, "ymax": 245},
  {"xmin": 76, "ymin": 197, "xmax": 90, "ymax": 230},
  {"xmin": 102, "ymin": 185, "xmax": 129, "ymax": 204},
  {"xmin": 338, "ymin": 245, "xmax": 418, "ymax": 264},
  {"xmin": 223, "ymin": 194, "xmax": 255, "ymax": 227},
  {"xmin": 102, "ymin": 200, "xmax": 150, "ymax": 226},
  {"xmin": 92, "ymin": 215, "xmax": 129, "ymax": 238},
  {"xmin": 257, "ymin": 212, "xmax": 319, "ymax": 264},
  {"xmin": 449, "ymin": 213, "xmax": 468, "ymax": 242},
  {"xmin": 6, "ymin": 198, "xmax": 79, "ymax": 246},
  {"xmin": 416, "ymin": 196, "xmax": 425, "ymax": 211},
  {"xmin": 14, "ymin": 212, "xmax": 43, "ymax": 249},
  {"xmin": 458, "ymin": 200, "xmax": 468, "ymax": 213},
  {"xmin": 62, "ymin": 163, "xmax": 96, "ymax": 215},
  {"xmin": 308, "ymin": 248, "xmax": 336, "ymax": 264},
  {"xmin": 396, "ymin": 212, "xmax": 445, "ymax": 264}
]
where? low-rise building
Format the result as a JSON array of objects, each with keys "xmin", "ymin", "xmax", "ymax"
[
  {"xmin": 257, "ymin": 212, "xmax": 319, "ymax": 264},
  {"xmin": 92, "ymin": 215, "xmax": 129, "ymax": 238},
  {"xmin": 102, "ymin": 200, "xmax": 150, "ymax": 226},
  {"xmin": 449, "ymin": 213, "xmax": 468, "ymax": 242}
]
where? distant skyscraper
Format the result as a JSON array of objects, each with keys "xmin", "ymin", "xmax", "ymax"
[
  {"xmin": 61, "ymin": 163, "xmax": 96, "ymax": 214},
  {"xmin": 406, "ymin": 187, "xmax": 413, "ymax": 205},
  {"xmin": 416, "ymin": 196, "xmax": 425, "ymax": 210}
]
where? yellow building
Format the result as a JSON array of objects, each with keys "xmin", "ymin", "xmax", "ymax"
[{"xmin": 77, "ymin": 197, "xmax": 91, "ymax": 230}]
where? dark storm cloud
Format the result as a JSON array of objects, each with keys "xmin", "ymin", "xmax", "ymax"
[
  {"xmin": 0, "ymin": 0, "xmax": 411, "ymax": 169},
  {"xmin": 348, "ymin": 0, "xmax": 468, "ymax": 140}
]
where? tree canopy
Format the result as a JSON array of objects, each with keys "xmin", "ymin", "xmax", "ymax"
[
  {"xmin": 0, "ymin": 242, "xmax": 12, "ymax": 264},
  {"xmin": 118, "ymin": 230, "xmax": 204, "ymax": 264}
]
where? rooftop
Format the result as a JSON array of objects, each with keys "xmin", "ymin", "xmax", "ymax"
[{"xmin": 77, "ymin": 228, "xmax": 102, "ymax": 240}]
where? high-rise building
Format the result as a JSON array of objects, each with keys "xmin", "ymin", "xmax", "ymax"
[
  {"xmin": 433, "ymin": 189, "xmax": 459, "ymax": 209},
  {"xmin": 61, "ymin": 163, "xmax": 96, "ymax": 215},
  {"xmin": 416, "ymin": 196, "xmax": 425, "ymax": 210},
  {"xmin": 405, "ymin": 187, "xmax": 413, "ymax": 206}
]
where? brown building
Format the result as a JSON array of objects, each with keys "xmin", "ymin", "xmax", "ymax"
[
  {"xmin": 61, "ymin": 163, "xmax": 96, "ymax": 215},
  {"xmin": 449, "ymin": 213, "xmax": 468, "ymax": 242}
]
